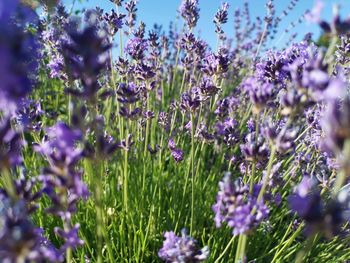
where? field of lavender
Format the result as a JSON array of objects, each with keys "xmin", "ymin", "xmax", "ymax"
[{"xmin": 3, "ymin": 0, "xmax": 350, "ymax": 262}]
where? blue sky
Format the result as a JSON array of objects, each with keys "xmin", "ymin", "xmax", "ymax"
[{"xmin": 62, "ymin": 0, "xmax": 350, "ymax": 49}]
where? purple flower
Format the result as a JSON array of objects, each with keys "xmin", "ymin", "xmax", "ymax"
[
  {"xmin": 158, "ymin": 112, "xmax": 170, "ymax": 131},
  {"xmin": 179, "ymin": 0, "xmax": 200, "ymax": 29},
  {"xmin": 117, "ymin": 82, "xmax": 141, "ymax": 120},
  {"xmin": 0, "ymin": 198, "xmax": 62, "ymax": 262},
  {"xmin": 212, "ymin": 173, "xmax": 269, "ymax": 235},
  {"xmin": 288, "ymin": 176, "xmax": 346, "ymax": 237},
  {"xmin": 262, "ymin": 120, "xmax": 298, "ymax": 154},
  {"xmin": 15, "ymin": 99, "xmax": 44, "ymax": 132},
  {"xmin": 135, "ymin": 62, "xmax": 156, "ymax": 80},
  {"xmin": 214, "ymin": 2, "xmax": 229, "ymax": 25},
  {"xmin": 195, "ymin": 123, "xmax": 214, "ymax": 143},
  {"xmin": 117, "ymin": 82, "xmax": 140, "ymax": 104},
  {"xmin": 125, "ymin": 37, "xmax": 147, "ymax": 60},
  {"xmin": 198, "ymin": 77, "xmax": 219, "ymax": 100},
  {"xmin": 55, "ymin": 224, "xmax": 84, "ymax": 252},
  {"xmin": 215, "ymin": 118, "xmax": 239, "ymax": 147},
  {"xmin": 214, "ymin": 96, "xmax": 239, "ymax": 118},
  {"xmin": 110, "ymin": 0, "xmax": 123, "ymax": 7},
  {"xmin": 318, "ymin": 5, "xmax": 350, "ymax": 34},
  {"xmin": 125, "ymin": 0, "xmax": 138, "ymax": 29},
  {"xmin": 321, "ymin": 97, "xmax": 350, "ymax": 155},
  {"xmin": 0, "ymin": 0, "xmax": 40, "ymax": 114},
  {"xmin": 180, "ymin": 89, "xmax": 201, "ymax": 113},
  {"xmin": 240, "ymin": 132, "xmax": 269, "ymax": 162},
  {"xmin": 117, "ymin": 134, "xmax": 134, "ymax": 151},
  {"xmin": 255, "ymin": 50, "xmax": 287, "ymax": 85},
  {"xmin": 214, "ymin": 2, "xmax": 229, "ymax": 38},
  {"xmin": 104, "ymin": 9, "xmax": 125, "ymax": 35},
  {"xmin": 62, "ymin": 26, "xmax": 111, "ymax": 98},
  {"xmin": 168, "ymin": 138, "xmax": 184, "ymax": 163},
  {"xmin": 247, "ymin": 118, "xmax": 255, "ymax": 132},
  {"xmin": 35, "ymin": 123, "xmax": 88, "ymax": 222},
  {"xmin": 158, "ymin": 229, "xmax": 209, "ymax": 262},
  {"xmin": 48, "ymin": 54, "xmax": 65, "ymax": 79},
  {"xmin": 35, "ymin": 122, "xmax": 83, "ymax": 169},
  {"xmin": 305, "ymin": 0, "xmax": 323, "ymax": 23},
  {"xmin": 201, "ymin": 47, "xmax": 231, "ymax": 76},
  {"xmin": 242, "ymin": 77, "xmax": 274, "ymax": 113}
]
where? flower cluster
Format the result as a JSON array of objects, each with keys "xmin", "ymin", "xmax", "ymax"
[
  {"xmin": 212, "ymin": 173, "xmax": 269, "ymax": 235},
  {"xmin": 158, "ymin": 229, "xmax": 209, "ymax": 262},
  {"xmin": 35, "ymin": 122, "xmax": 88, "ymax": 252}
]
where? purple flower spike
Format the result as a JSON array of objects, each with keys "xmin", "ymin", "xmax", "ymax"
[
  {"xmin": 125, "ymin": 37, "xmax": 147, "ymax": 60},
  {"xmin": 104, "ymin": 9, "xmax": 125, "ymax": 36},
  {"xmin": 0, "ymin": 198, "xmax": 62, "ymax": 262},
  {"xmin": 168, "ymin": 138, "xmax": 184, "ymax": 163},
  {"xmin": 62, "ymin": 26, "xmax": 111, "ymax": 99},
  {"xmin": 212, "ymin": 173, "xmax": 269, "ymax": 235},
  {"xmin": 55, "ymin": 224, "xmax": 84, "ymax": 252},
  {"xmin": 179, "ymin": 0, "xmax": 200, "ymax": 29},
  {"xmin": 158, "ymin": 229, "xmax": 209, "ymax": 262}
]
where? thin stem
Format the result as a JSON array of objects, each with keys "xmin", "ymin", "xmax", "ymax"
[
  {"xmin": 234, "ymin": 234, "xmax": 243, "ymax": 263},
  {"xmin": 239, "ymin": 235, "xmax": 247, "ymax": 262},
  {"xmin": 124, "ymin": 149, "xmax": 129, "ymax": 212},
  {"xmin": 214, "ymin": 236, "xmax": 236, "ymax": 263},
  {"xmin": 63, "ymin": 221, "xmax": 73, "ymax": 263},
  {"xmin": 93, "ymin": 162, "xmax": 103, "ymax": 263},
  {"xmin": 170, "ymin": 47, "xmax": 181, "ymax": 93},
  {"xmin": 258, "ymin": 146, "xmax": 276, "ymax": 202},
  {"xmin": 190, "ymin": 112, "xmax": 195, "ymax": 235},
  {"xmin": 249, "ymin": 161, "xmax": 256, "ymax": 192},
  {"xmin": 272, "ymin": 223, "xmax": 303, "ymax": 263},
  {"xmin": 254, "ymin": 22, "xmax": 268, "ymax": 61}
]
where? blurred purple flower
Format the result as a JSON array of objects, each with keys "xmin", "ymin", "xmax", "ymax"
[
  {"xmin": 158, "ymin": 229, "xmax": 209, "ymax": 262},
  {"xmin": 0, "ymin": 0, "xmax": 40, "ymax": 114},
  {"xmin": 288, "ymin": 176, "xmax": 346, "ymax": 237},
  {"xmin": 0, "ymin": 198, "xmax": 62, "ymax": 262},
  {"xmin": 305, "ymin": 0, "xmax": 324, "ymax": 24}
]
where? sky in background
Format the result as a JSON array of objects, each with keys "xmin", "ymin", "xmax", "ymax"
[{"xmin": 62, "ymin": 0, "xmax": 350, "ymax": 49}]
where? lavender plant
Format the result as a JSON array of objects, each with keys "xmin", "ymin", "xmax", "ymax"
[{"xmin": 2, "ymin": 0, "xmax": 350, "ymax": 262}]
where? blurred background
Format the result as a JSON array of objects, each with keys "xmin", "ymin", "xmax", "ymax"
[{"xmin": 59, "ymin": 0, "xmax": 350, "ymax": 49}]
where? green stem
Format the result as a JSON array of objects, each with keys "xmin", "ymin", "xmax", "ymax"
[
  {"xmin": 190, "ymin": 112, "xmax": 195, "ymax": 235},
  {"xmin": 239, "ymin": 235, "xmax": 247, "ymax": 262},
  {"xmin": 234, "ymin": 234, "xmax": 243, "ymax": 263},
  {"xmin": 249, "ymin": 161, "xmax": 256, "ymax": 192},
  {"xmin": 124, "ymin": 149, "xmax": 129, "ymax": 212},
  {"xmin": 214, "ymin": 236, "xmax": 236, "ymax": 263},
  {"xmin": 64, "ymin": 221, "xmax": 73, "ymax": 263},
  {"xmin": 272, "ymin": 223, "xmax": 303, "ymax": 263},
  {"xmin": 170, "ymin": 47, "xmax": 181, "ymax": 93},
  {"xmin": 93, "ymin": 162, "xmax": 103, "ymax": 263},
  {"xmin": 258, "ymin": 146, "xmax": 276, "ymax": 202}
]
